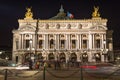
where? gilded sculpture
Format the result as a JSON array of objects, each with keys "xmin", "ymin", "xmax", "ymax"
[
  {"xmin": 92, "ymin": 6, "xmax": 100, "ymax": 17},
  {"xmin": 25, "ymin": 7, "xmax": 33, "ymax": 18}
]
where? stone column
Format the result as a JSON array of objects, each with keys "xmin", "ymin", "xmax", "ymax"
[
  {"xmin": 45, "ymin": 34, "xmax": 48, "ymax": 49},
  {"xmin": 104, "ymin": 34, "xmax": 106, "ymax": 48},
  {"xmin": 101, "ymin": 52, "xmax": 105, "ymax": 62},
  {"xmin": 80, "ymin": 34, "xmax": 81, "ymax": 49},
  {"xmin": 55, "ymin": 34, "xmax": 57, "ymax": 49},
  {"xmin": 101, "ymin": 34, "xmax": 104, "ymax": 48},
  {"xmin": 68, "ymin": 34, "xmax": 71, "ymax": 49},
  {"xmin": 77, "ymin": 34, "xmax": 80, "ymax": 49},
  {"xmin": 57, "ymin": 34, "xmax": 60, "ymax": 50},
  {"xmin": 23, "ymin": 34, "xmax": 26, "ymax": 49},
  {"xmin": 76, "ymin": 52, "xmax": 80, "ymax": 62},
  {"xmin": 21, "ymin": 34, "xmax": 23, "ymax": 49},
  {"xmin": 65, "ymin": 52, "xmax": 69, "ymax": 63},
  {"xmin": 88, "ymin": 52, "xmax": 92, "ymax": 62},
  {"xmin": 12, "ymin": 34, "xmax": 16, "ymax": 62},
  {"xmin": 20, "ymin": 34, "xmax": 21, "ymax": 49},
  {"xmin": 43, "ymin": 34, "xmax": 45, "ymax": 49},
  {"xmin": 93, "ymin": 34, "xmax": 95, "ymax": 49},
  {"xmin": 54, "ymin": 52, "xmax": 58, "ymax": 61},
  {"xmin": 66, "ymin": 34, "xmax": 69, "ymax": 50},
  {"xmin": 89, "ymin": 34, "xmax": 92, "ymax": 49}
]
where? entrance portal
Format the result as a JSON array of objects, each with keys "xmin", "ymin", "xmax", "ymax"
[
  {"xmin": 48, "ymin": 53, "xmax": 55, "ymax": 61},
  {"xmin": 59, "ymin": 53, "xmax": 66, "ymax": 62},
  {"xmin": 70, "ymin": 53, "xmax": 77, "ymax": 62}
]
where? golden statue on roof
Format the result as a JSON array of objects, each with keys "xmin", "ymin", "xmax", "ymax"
[
  {"xmin": 92, "ymin": 6, "xmax": 100, "ymax": 17},
  {"xmin": 25, "ymin": 7, "xmax": 33, "ymax": 18}
]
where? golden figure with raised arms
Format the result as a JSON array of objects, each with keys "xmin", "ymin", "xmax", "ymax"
[
  {"xmin": 25, "ymin": 7, "xmax": 33, "ymax": 18},
  {"xmin": 92, "ymin": 6, "xmax": 100, "ymax": 17}
]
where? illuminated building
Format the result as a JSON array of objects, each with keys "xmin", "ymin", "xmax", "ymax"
[{"xmin": 12, "ymin": 6, "xmax": 114, "ymax": 64}]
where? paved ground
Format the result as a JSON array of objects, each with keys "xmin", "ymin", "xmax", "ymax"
[
  {"xmin": 0, "ymin": 63, "xmax": 120, "ymax": 80},
  {"xmin": 0, "ymin": 66, "xmax": 120, "ymax": 80}
]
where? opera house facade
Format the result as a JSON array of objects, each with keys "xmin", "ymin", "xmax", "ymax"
[{"xmin": 12, "ymin": 6, "xmax": 114, "ymax": 64}]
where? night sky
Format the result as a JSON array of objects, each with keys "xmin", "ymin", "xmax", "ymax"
[{"xmin": 0, "ymin": 0, "xmax": 120, "ymax": 49}]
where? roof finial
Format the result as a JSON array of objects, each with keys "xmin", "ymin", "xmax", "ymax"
[
  {"xmin": 92, "ymin": 6, "xmax": 100, "ymax": 18},
  {"xmin": 59, "ymin": 5, "xmax": 64, "ymax": 12},
  {"xmin": 25, "ymin": 7, "xmax": 33, "ymax": 19}
]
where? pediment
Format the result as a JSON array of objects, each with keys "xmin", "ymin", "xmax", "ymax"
[
  {"xmin": 18, "ymin": 24, "xmax": 36, "ymax": 31},
  {"xmin": 90, "ymin": 25, "xmax": 107, "ymax": 30}
]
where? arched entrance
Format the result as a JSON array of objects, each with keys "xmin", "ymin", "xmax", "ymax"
[
  {"xmin": 37, "ymin": 53, "xmax": 43, "ymax": 61},
  {"xmin": 24, "ymin": 53, "xmax": 34, "ymax": 62},
  {"xmin": 82, "ymin": 53, "xmax": 88, "ymax": 62},
  {"xmin": 48, "ymin": 53, "xmax": 55, "ymax": 61},
  {"xmin": 59, "ymin": 53, "xmax": 66, "ymax": 62},
  {"xmin": 95, "ymin": 53, "xmax": 101, "ymax": 62},
  {"xmin": 70, "ymin": 53, "xmax": 77, "ymax": 62}
]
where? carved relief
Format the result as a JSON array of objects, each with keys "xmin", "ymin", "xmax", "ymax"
[
  {"xmin": 19, "ymin": 25, "xmax": 35, "ymax": 31},
  {"xmin": 82, "ymin": 34, "xmax": 88, "ymax": 39},
  {"xmin": 78, "ymin": 24, "xmax": 82, "ymax": 29},
  {"xmin": 95, "ymin": 34, "xmax": 101, "ymax": 39},
  {"xmin": 45, "ymin": 24, "xmax": 49, "ymax": 29},
  {"xmin": 56, "ymin": 24, "xmax": 60, "ymax": 29},
  {"xmin": 67, "ymin": 24, "xmax": 71, "ymax": 29}
]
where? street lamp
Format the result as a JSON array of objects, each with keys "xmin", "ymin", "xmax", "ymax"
[
  {"xmin": 0, "ymin": 51, "xmax": 2, "ymax": 55},
  {"xmin": 117, "ymin": 57, "xmax": 120, "ymax": 66},
  {"xmin": 5, "ymin": 57, "xmax": 9, "ymax": 60},
  {"xmin": 0, "ymin": 51, "xmax": 2, "ymax": 59},
  {"xmin": 101, "ymin": 48, "xmax": 108, "ymax": 62},
  {"xmin": 77, "ymin": 49, "xmax": 84, "ymax": 80}
]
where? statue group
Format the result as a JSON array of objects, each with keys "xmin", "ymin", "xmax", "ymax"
[
  {"xmin": 92, "ymin": 6, "xmax": 100, "ymax": 17},
  {"xmin": 25, "ymin": 7, "xmax": 33, "ymax": 18}
]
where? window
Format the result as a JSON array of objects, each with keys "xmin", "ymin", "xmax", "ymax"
[
  {"xmin": 82, "ymin": 40, "xmax": 87, "ymax": 49},
  {"xmin": 96, "ymin": 39, "xmax": 100, "ymax": 48},
  {"xmin": 50, "ymin": 39, "xmax": 54, "ymax": 49},
  {"xmin": 60, "ymin": 40, "xmax": 65, "ymax": 48},
  {"xmin": 26, "ymin": 40, "xmax": 30, "ymax": 48},
  {"xmin": 72, "ymin": 40, "xmax": 76, "ymax": 49},
  {"xmin": 16, "ymin": 40, "xmax": 19, "ymax": 49},
  {"xmin": 39, "ymin": 40, "xmax": 43, "ymax": 49}
]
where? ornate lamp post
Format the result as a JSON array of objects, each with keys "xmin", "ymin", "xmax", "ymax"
[
  {"xmin": 27, "ymin": 39, "xmax": 35, "ymax": 62},
  {"xmin": 101, "ymin": 40, "xmax": 108, "ymax": 62},
  {"xmin": 101, "ymin": 48, "xmax": 108, "ymax": 62}
]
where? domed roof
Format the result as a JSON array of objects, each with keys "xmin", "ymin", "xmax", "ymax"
[{"xmin": 49, "ymin": 5, "xmax": 74, "ymax": 20}]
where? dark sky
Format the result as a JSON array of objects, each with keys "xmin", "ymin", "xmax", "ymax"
[{"xmin": 0, "ymin": 0, "xmax": 120, "ymax": 49}]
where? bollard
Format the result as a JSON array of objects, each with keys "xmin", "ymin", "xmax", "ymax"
[
  {"xmin": 43, "ymin": 62, "xmax": 47, "ymax": 80},
  {"xmin": 80, "ymin": 64, "xmax": 83, "ymax": 80},
  {"xmin": 4, "ymin": 69, "xmax": 7, "ymax": 80}
]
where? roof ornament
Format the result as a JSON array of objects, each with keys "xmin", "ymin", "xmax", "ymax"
[
  {"xmin": 59, "ymin": 5, "xmax": 64, "ymax": 12},
  {"xmin": 25, "ymin": 7, "xmax": 33, "ymax": 19},
  {"xmin": 92, "ymin": 6, "xmax": 100, "ymax": 18}
]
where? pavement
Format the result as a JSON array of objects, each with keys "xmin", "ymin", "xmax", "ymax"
[{"xmin": 0, "ymin": 64, "xmax": 120, "ymax": 80}]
